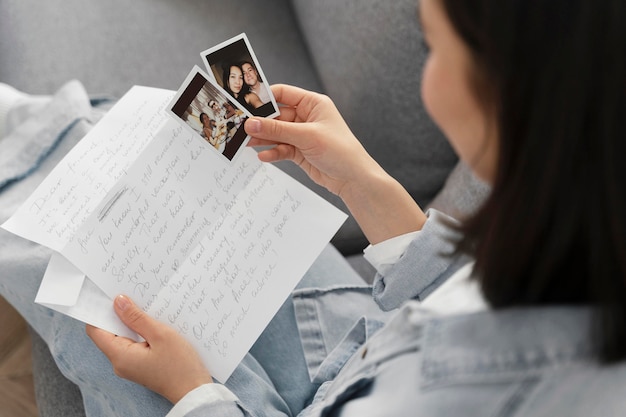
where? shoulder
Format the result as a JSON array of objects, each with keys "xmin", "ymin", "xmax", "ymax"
[
  {"xmin": 304, "ymin": 303, "xmax": 626, "ymax": 416},
  {"xmin": 416, "ymin": 307, "xmax": 626, "ymax": 416},
  {"xmin": 245, "ymin": 91, "xmax": 261, "ymax": 103}
]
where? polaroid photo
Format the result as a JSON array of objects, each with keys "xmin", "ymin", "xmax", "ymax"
[
  {"xmin": 200, "ymin": 33, "xmax": 280, "ymax": 119},
  {"xmin": 167, "ymin": 65, "xmax": 253, "ymax": 164}
]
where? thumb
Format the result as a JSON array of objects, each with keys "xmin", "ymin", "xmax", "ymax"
[{"xmin": 114, "ymin": 295, "xmax": 160, "ymax": 341}]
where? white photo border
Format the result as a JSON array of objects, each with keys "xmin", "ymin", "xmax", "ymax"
[
  {"xmin": 200, "ymin": 33, "xmax": 280, "ymax": 119},
  {"xmin": 166, "ymin": 65, "xmax": 253, "ymax": 165}
]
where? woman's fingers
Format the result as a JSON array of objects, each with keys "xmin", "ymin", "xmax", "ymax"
[
  {"xmin": 270, "ymin": 84, "xmax": 314, "ymax": 109},
  {"xmin": 112, "ymin": 295, "xmax": 163, "ymax": 342},
  {"xmin": 256, "ymin": 143, "xmax": 301, "ymax": 164},
  {"xmin": 245, "ymin": 116, "xmax": 309, "ymax": 146},
  {"xmin": 86, "ymin": 325, "xmax": 137, "ymax": 359},
  {"xmin": 86, "ymin": 295, "xmax": 213, "ymax": 404}
]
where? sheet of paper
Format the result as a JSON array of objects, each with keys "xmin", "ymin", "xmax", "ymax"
[
  {"xmin": 1, "ymin": 86, "xmax": 174, "ymax": 251},
  {"xmin": 3, "ymin": 86, "xmax": 347, "ymax": 382}
]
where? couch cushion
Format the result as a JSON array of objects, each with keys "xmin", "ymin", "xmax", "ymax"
[{"xmin": 0, "ymin": 0, "xmax": 321, "ymax": 97}]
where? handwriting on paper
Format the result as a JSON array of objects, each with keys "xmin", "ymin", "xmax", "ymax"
[
  {"xmin": 3, "ymin": 86, "xmax": 346, "ymax": 382},
  {"xmin": 58, "ymin": 104, "xmax": 345, "ymax": 381},
  {"xmin": 2, "ymin": 87, "xmax": 174, "ymax": 251}
]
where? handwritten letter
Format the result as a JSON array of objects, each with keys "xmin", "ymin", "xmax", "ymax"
[{"xmin": 3, "ymin": 86, "xmax": 347, "ymax": 382}]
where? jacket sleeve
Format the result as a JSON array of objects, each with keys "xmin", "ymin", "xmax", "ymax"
[
  {"xmin": 371, "ymin": 209, "xmax": 472, "ymax": 311},
  {"xmin": 183, "ymin": 401, "xmax": 252, "ymax": 417},
  {"xmin": 166, "ymin": 384, "xmax": 256, "ymax": 417}
]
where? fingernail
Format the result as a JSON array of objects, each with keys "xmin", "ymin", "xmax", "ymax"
[
  {"xmin": 115, "ymin": 295, "xmax": 131, "ymax": 311},
  {"xmin": 246, "ymin": 118, "xmax": 261, "ymax": 134}
]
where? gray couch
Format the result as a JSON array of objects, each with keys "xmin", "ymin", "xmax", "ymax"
[{"xmin": 0, "ymin": 0, "xmax": 489, "ymax": 415}]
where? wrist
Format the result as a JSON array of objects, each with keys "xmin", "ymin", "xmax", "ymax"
[{"xmin": 340, "ymin": 169, "xmax": 426, "ymax": 245}]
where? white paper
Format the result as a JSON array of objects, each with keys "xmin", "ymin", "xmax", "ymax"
[
  {"xmin": 35, "ymin": 252, "xmax": 85, "ymax": 306},
  {"xmin": 2, "ymin": 86, "xmax": 347, "ymax": 381},
  {"xmin": 37, "ymin": 255, "xmax": 137, "ymax": 339}
]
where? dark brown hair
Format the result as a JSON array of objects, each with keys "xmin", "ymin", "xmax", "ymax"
[{"xmin": 440, "ymin": 0, "xmax": 626, "ymax": 361}]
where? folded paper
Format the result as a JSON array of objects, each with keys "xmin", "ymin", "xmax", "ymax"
[{"xmin": 2, "ymin": 86, "xmax": 347, "ymax": 381}]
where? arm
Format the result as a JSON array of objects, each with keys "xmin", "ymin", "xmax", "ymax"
[{"xmin": 245, "ymin": 84, "xmax": 427, "ymax": 244}]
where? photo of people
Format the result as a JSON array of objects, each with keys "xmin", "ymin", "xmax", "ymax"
[
  {"xmin": 168, "ymin": 66, "xmax": 252, "ymax": 163},
  {"xmin": 201, "ymin": 33, "xmax": 279, "ymax": 119}
]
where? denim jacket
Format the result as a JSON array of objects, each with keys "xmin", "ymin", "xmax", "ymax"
[
  {"xmin": 188, "ymin": 307, "xmax": 626, "ymax": 416},
  {"xmin": 184, "ymin": 210, "xmax": 626, "ymax": 417}
]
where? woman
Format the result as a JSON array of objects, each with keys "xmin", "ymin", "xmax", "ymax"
[
  {"xmin": 85, "ymin": 0, "xmax": 626, "ymax": 415},
  {"xmin": 222, "ymin": 63, "xmax": 263, "ymax": 114}
]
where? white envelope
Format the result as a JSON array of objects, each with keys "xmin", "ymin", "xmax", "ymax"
[{"xmin": 36, "ymin": 252, "xmax": 138, "ymax": 339}]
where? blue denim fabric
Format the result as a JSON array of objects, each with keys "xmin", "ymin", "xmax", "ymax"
[
  {"xmin": 371, "ymin": 208, "xmax": 473, "ymax": 310},
  {"xmin": 292, "ymin": 287, "xmax": 390, "ymax": 384},
  {"xmin": 188, "ymin": 302, "xmax": 626, "ymax": 417},
  {"xmin": 291, "ymin": 303, "xmax": 626, "ymax": 417},
  {"xmin": 237, "ymin": 245, "xmax": 370, "ymax": 415}
]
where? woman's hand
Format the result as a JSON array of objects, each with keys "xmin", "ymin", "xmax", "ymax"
[
  {"xmin": 86, "ymin": 295, "xmax": 213, "ymax": 404},
  {"xmin": 246, "ymin": 84, "xmax": 427, "ymax": 244},
  {"xmin": 245, "ymin": 84, "xmax": 382, "ymax": 198}
]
